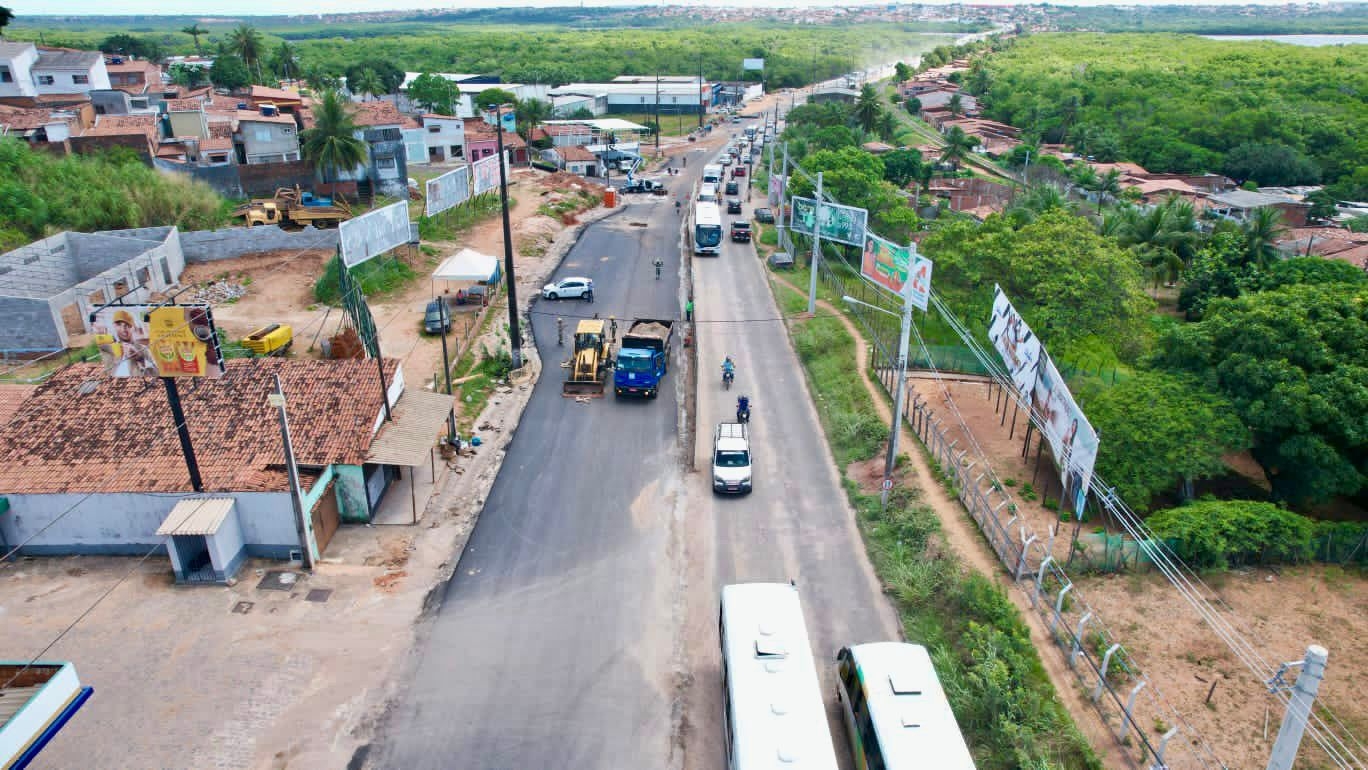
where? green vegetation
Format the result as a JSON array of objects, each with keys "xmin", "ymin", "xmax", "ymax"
[
  {"xmin": 1147, "ymin": 500, "xmax": 1322, "ymax": 568},
  {"xmin": 312, "ymin": 254, "xmax": 417, "ymax": 305},
  {"xmin": 416, "ymin": 193, "xmax": 504, "ymax": 241},
  {"xmin": 454, "ymin": 341, "xmax": 513, "ymax": 435},
  {"xmin": 301, "ymin": 91, "xmax": 368, "ymax": 185},
  {"xmin": 1043, "ymin": 4, "xmax": 1368, "ymax": 34},
  {"xmin": 786, "ymin": 303, "xmax": 1099, "ymax": 770},
  {"xmin": 973, "ymin": 34, "xmax": 1368, "ymax": 187},
  {"xmin": 536, "ymin": 189, "xmax": 600, "ymax": 219},
  {"xmin": 0, "ymin": 139, "xmax": 228, "ymax": 250}
]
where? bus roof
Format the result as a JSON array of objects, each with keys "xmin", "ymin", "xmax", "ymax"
[
  {"xmin": 695, "ymin": 201, "xmax": 722, "ymax": 226},
  {"xmin": 846, "ymin": 643, "xmax": 976, "ymax": 769},
  {"xmin": 721, "ymin": 583, "xmax": 839, "ymax": 770}
]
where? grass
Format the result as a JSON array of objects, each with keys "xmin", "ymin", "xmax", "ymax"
[
  {"xmin": 612, "ymin": 112, "xmax": 699, "ymax": 139},
  {"xmin": 417, "ymin": 192, "xmax": 507, "ymax": 241},
  {"xmin": 783, "ymin": 299, "xmax": 1102, "ymax": 769},
  {"xmin": 312, "ymin": 253, "xmax": 419, "ymax": 305},
  {"xmin": 453, "ymin": 338, "xmax": 513, "ymax": 436}
]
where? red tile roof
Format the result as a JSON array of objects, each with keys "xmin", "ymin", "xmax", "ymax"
[
  {"xmin": 349, "ymin": 100, "xmax": 405, "ymax": 127},
  {"xmin": 557, "ymin": 145, "xmax": 596, "ymax": 162},
  {"xmin": 248, "ymin": 84, "xmax": 303, "ymax": 103},
  {"xmin": 0, "ymin": 384, "xmax": 36, "ymax": 427},
  {"xmin": 199, "ymin": 135, "xmax": 233, "ymax": 151},
  {"xmin": 0, "ymin": 105, "xmax": 63, "ymax": 131},
  {"xmin": 80, "ymin": 113, "xmax": 157, "ymax": 138},
  {"xmin": 0, "ymin": 358, "xmax": 400, "ymax": 495},
  {"xmin": 235, "ymin": 109, "xmax": 297, "ymax": 126},
  {"xmin": 165, "ymin": 98, "xmax": 203, "ymax": 112}
]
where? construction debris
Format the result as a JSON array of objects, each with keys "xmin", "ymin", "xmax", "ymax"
[{"xmin": 187, "ymin": 281, "xmax": 247, "ymax": 305}]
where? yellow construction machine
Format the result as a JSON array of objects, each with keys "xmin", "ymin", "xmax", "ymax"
[{"xmin": 562, "ymin": 318, "xmax": 616, "ymax": 398}]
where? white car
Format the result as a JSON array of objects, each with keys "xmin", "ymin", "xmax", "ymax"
[
  {"xmin": 542, "ymin": 277, "xmax": 594, "ymax": 300},
  {"xmin": 712, "ymin": 422, "xmax": 752, "ymax": 494},
  {"xmin": 720, "ymin": 155, "xmax": 734, "ymax": 167}
]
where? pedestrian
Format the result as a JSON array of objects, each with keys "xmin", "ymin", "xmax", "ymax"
[
  {"xmin": 557, "ymin": 317, "xmax": 565, "ymax": 347},
  {"xmin": 587, "ymin": 288, "xmax": 595, "ymax": 304},
  {"xmin": 685, "ymin": 298, "xmax": 694, "ymax": 322}
]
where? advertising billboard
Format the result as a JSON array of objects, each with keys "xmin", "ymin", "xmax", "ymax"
[
  {"xmin": 790, "ymin": 196, "xmax": 867, "ymax": 247},
  {"xmin": 91, "ymin": 304, "xmax": 223, "ymax": 378},
  {"xmin": 472, "ymin": 153, "xmax": 503, "ymax": 197},
  {"xmin": 1031, "ymin": 353, "xmax": 1100, "ymax": 517},
  {"xmin": 905, "ymin": 253, "xmax": 933, "ymax": 312},
  {"xmin": 987, "ymin": 284, "xmax": 1041, "ymax": 402},
  {"xmin": 768, "ymin": 173, "xmax": 785, "ymax": 208},
  {"xmin": 425, "ymin": 166, "xmax": 472, "ymax": 217},
  {"xmin": 743, "ymin": 58, "xmax": 765, "ymax": 71},
  {"xmin": 340, "ymin": 201, "xmax": 412, "ymax": 268}
]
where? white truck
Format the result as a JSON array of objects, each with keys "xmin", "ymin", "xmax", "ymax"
[{"xmin": 712, "ymin": 422, "xmax": 753, "ymax": 495}]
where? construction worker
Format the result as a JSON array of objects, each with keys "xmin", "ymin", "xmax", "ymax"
[
  {"xmin": 557, "ymin": 317, "xmax": 565, "ymax": 346},
  {"xmin": 685, "ymin": 298, "xmax": 694, "ymax": 322}
]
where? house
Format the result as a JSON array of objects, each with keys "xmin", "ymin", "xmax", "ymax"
[
  {"xmin": 462, "ymin": 117, "xmax": 528, "ymax": 165},
  {"xmin": 0, "ymin": 41, "xmax": 41, "ymax": 99},
  {"xmin": 103, "ymin": 56, "xmax": 162, "ymax": 96},
  {"xmin": 927, "ymin": 176, "xmax": 1013, "ymax": 219},
  {"xmin": 915, "ymin": 88, "xmax": 978, "ymax": 115},
  {"xmin": 0, "ymin": 358, "xmax": 454, "ymax": 584},
  {"xmin": 1277, "ymin": 227, "xmax": 1368, "ymax": 268},
  {"xmin": 547, "ymin": 78, "xmax": 709, "ymax": 115},
  {"xmin": 89, "ymin": 88, "xmax": 161, "ymax": 116},
  {"xmin": 542, "ymin": 123, "xmax": 593, "ymax": 147},
  {"xmin": 351, "ymin": 100, "xmax": 417, "ymax": 197},
  {"xmin": 808, "ymin": 86, "xmax": 859, "ymax": 104},
  {"xmin": 550, "ymin": 91, "xmax": 604, "ymax": 117},
  {"xmin": 1126, "ymin": 177, "xmax": 1203, "ymax": 207},
  {"xmin": 0, "ymin": 103, "xmax": 84, "ymax": 152},
  {"xmin": 862, "ymin": 141, "xmax": 894, "ymax": 155},
  {"xmin": 420, "ymin": 114, "xmax": 465, "ymax": 163},
  {"xmin": 1203, "ymin": 189, "xmax": 1311, "ymax": 228},
  {"xmin": 164, "ymin": 97, "xmax": 209, "ymax": 139},
  {"xmin": 31, "ymin": 48, "xmax": 110, "ymax": 97},
  {"xmin": 246, "ymin": 84, "xmax": 303, "ymax": 114},
  {"xmin": 70, "ymin": 113, "xmax": 158, "ymax": 162},
  {"xmin": 233, "ymin": 108, "xmax": 300, "ymax": 164},
  {"xmin": 551, "ymin": 144, "xmax": 598, "ymax": 176}
]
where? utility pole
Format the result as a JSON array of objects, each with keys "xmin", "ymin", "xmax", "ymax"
[
  {"xmin": 271, "ymin": 375, "xmax": 314, "ymax": 572},
  {"xmin": 438, "ymin": 305, "xmax": 456, "ymax": 443},
  {"xmin": 490, "ymin": 103, "xmax": 524, "ymax": 369},
  {"xmin": 778, "ymin": 143, "xmax": 789, "ymax": 252},
  {"xmin": 1266, "ymin": 645, "xmax": 1330, "ymax": 770},
  {"xmin": 698, "ymin": 54, "xmax": 705, "ymax": 129},
  {"xmin": 808, "ymin": 171, "xmax": 823, "ymax": 315},
  {"xmin": 883, "ymin": 295, "xmax": 913, "ymax": 510},
  {"xmin": 162, "ymin": 377, "xmax": 203, "ymax": 493},
  {"xmin": 654, "ymin": 68, "xmax": 661, "ymax": 152}
]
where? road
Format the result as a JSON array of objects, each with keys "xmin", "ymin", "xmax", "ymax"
[
  {"xmin": 368, "ymin": 180, "xmax": 692, "ymax": 770},
  {"xmin": 680, "ymin": 142, "xmax": 901, "ymax": 769}
]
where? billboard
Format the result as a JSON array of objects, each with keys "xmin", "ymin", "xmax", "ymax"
[
  {"xmin": 987, "ymin": 284, "xmax": 1042, "ymax": 402},
  {"xmin": 91, "ymin": 304, "xmax": 223, "ymax": 378},
  {"xmin": 1031, "ymin": 353, "xmax": 1100, "ymax": 517},
  {"xmin": 340, "ymin": 201, "xmax": 412, "ymax": 268},
  {"xmin": 743, "ymin": 58, "xmax": 765, "ymax": 71},
  {"xmin": 790, "ymin": 196, "xmax": 867, "ymax": 247},
  {"xmin": 768, "ymin": 173, "xmax": 785, "ymax": 208},
  {"xmin": 905, "ymin": 253, "xmax": 933, "ymax": 312},
  {"xmin": 425, "ymin": 166, "xmax": 472, "ymax": 217},
  {"xmin": 472, "ymin": 153, "xmax": 503, "ymax": 197}
]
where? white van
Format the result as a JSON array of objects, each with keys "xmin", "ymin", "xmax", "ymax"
[
  {"xmin": 702, "ymin": 164, "xmax": 723, "ymax": 185},
  {"xmin": 698, "ymin": 183, "xmax": 719, "ymax": 203}
]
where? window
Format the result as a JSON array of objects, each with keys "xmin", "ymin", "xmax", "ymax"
[
  {"xmin": 0, "ymin": 67, "xmax": 11, "ymax": 83},
  {"xmin": 73, "ymin": 74, "xmax": 89, "ymax": 85},
  {"xmin": 450, "ymin": 145, "xmax": 462, "ymax": 158},
  {"xmin": 281, "ymin": 126, "xmax": 295, "ymax": 135},
  {"xmin": 131, "ymin": 99, "xmax": 148, "ymax": 109},
  {"xmin": 428, "ymin": 124, "xmax": 441, "ymax": 133},
  {"xmin": 377, "ymin": 156, "xmax": 396, "ymax": 169},
  {"xmin": 37, "ymin": 75, "xmax": 55, "ymax": 86}
]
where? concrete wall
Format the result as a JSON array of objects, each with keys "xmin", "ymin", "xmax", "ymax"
[
  {"xmin": 239, "ymin": 121, "xmax": 300, "ymax": 164},
  {"xmin": 238, "ymin": 159, "xmax": 315, "ymax": 198},
  {"xmin": 1, "ymin": 491, "xmax": 299, "ymax": 558},
  {"xmin": 180, "ymin": 225, "xmax": 338, "ymax": 263},
  {"xmin": 332, "ymin": 465, "xmax": 370, "ymax": 523},
  {"xmin": 154, "ymin": 158, "xmax": 244, "ymax": 198},
  {"xmin": 0, "ymin": 45, "xmax": 39, "ymax": 98},
  {"xmin": 0, "ymin": 295, "xmax": 63, "ymax": 353},
  {"xmin": 167, "ymin": 110, "xmax": 207, "ymax": 139}
]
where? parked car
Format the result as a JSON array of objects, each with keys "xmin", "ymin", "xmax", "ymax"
[
  {"xmin": 726, "ymin": 197, "xmax": 743, "ymax": 214},
  {"xmin": 423, "ymin": 299, "xmax": 451, "ymax": 334},
  {"xmin": 724, "ymin": 181, "xmax": 740, "ymax": 196},
  {"xmin": 542, "ymin": 276, "xmax": 594, "ymax": 300},
  {"xmin": 730, "ymin": 221, "xmax": 752, "ymax": 242},
  {"xmin": 754, "ymin": 208, "xmax": 775, "ymax": 224}
]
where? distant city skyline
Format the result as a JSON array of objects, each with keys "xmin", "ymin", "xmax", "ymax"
[{"xmin": 10, "ymin": 0, "xmax": 1320, "ymax": 19}]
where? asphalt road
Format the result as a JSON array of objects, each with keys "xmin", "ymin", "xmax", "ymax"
[
  {"xmin": 369, "ymin": 176, "xmax": 694, "ymax": 770},
  {"xmin": 681, "ymin": 141, "xmax": 901, "ymax": 770}
]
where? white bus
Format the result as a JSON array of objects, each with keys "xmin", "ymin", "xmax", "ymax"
[
  {"xmin": 720, "ymin": 583, "xmax": 839, "ymax": 770},
  {"xmin": 693, "ymin": 201, "xmax": 723, "ymax": 256},
  {"xmin": 703, "ymin": 163, "xmax": 723, "ymax": 185},
  {"xmin": 835, "ymin": 643, "xmax": 977, "ymax": 770}
]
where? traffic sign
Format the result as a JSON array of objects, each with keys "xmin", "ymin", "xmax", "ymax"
[{"xmin": 881, "ymin": 479, "xmax": 893, "ymax": 491}]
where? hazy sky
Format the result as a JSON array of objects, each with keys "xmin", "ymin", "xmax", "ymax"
[{"xmin": 11, "ymin": 0, "xmax": 1313, "ymax": 18}]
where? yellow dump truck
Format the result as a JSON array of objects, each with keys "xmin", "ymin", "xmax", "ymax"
[
  {"xmin": 233, "ymin": 186, "xmax": 352, "ymax": 229},
  {"xmin": 562, "ymin": 318, "xmax": 615, "ymax": 397}
]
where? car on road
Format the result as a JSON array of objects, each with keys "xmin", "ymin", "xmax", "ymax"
[
  {"xmin": 720, "ymin": 154, "xmax": 733, "ymax": 167},
  {"xmin": 732, "ymin": 165, "xmax": 746, "ymax": 178},
  {"xmin": 730, "ymin": 221, "xmax": 752, "ymax": 242},
  {"xmin": 726, "ymin": 197, "xmax": 743, "ymax": 214},
  {"xmin": 724, "ymin": 181, "xmax": 740, "ymax": 196},
  {"xmin": 754, "ymin": 208, "xmax": 775, "ymax": 224},
  {"xmin": 712, "ymin": 422, "xmax": 753, "ymax": 494},
  {"xmin": 542, "ymin": 277, "xmax": 594, "ymax": 300},
  {"xmin": 423, "ymin": 299, "xmax": 451, "ymax": 334}
]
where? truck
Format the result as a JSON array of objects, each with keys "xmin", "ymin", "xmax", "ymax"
[
  {"xmin": 613, "ymin": 319, "xmax": 673, "ymax": 398},
  {"xmin": 232, "ymin": 186, "xmax": 353, "ymax": 229},
  {"xmin": 711, "ymin": 422, "xmax": 753, "ymax": 494},
  {"xmin": 744, "ymin": 125, "xmax": 757, "ymax": 142}
]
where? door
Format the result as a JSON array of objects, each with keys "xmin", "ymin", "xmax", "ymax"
[{"xmin": 310, "ymin": 480, "xmax": 341, "ymax": 554}]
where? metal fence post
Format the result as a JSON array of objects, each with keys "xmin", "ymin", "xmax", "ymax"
[
  {"xmin": 1032, "ymin": 556, "xmax": 1053, "ymax": 608},
  {"xmin": 1070, "ymin": 612, "xmax": 1092, "ymax": 667},
  {"xmin": 1016, "ymin": 531, "xmax": 1037, "ymax": 580},
  {"xmin": 1052, "ymin": 583, "xmax": 1072, "ymax": 637},
  {"xmin": 1094, "ymin": 643, "xmax": 1122, "ymax": 701},
  {"xmin": 1123, "ymin": 680, "xmax": 1147, "ymax": 740}
]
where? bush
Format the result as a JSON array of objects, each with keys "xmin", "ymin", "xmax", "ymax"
[
  {"xmin": 313, "ymin": 255, "xmax": 417, "ymax": 304},
  {"xmin": 1147, "ymin": 499, "xmax": 1317, "ymax": 568}
]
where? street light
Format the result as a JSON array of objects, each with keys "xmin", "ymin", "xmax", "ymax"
[
  {"xmin": 842, "ymin": 293, "xmax": 914, "ymax": 510},
  {"xmin": 488, "ymin": 102, "xmax": 524, "ymax": 369}
]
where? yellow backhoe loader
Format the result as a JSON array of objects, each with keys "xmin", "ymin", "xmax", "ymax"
[{"xmin": 562, "ymin": 318, "xmax": 616, "ymax": 397}]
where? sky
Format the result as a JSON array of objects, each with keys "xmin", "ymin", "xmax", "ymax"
[{"xmin": 11, "ymin": 0, "xmax": 1321, "ymax": 18}]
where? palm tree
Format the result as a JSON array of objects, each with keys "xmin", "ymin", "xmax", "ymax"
[
  {"xmin": 515, "ymin": 97, "xmax": 551, "ymax": 142},
  {"xmin": 303, "ymin": 67, "xmax": 339, "ymax": 93},
  {"xmin": 947, "ymin": 92, "xmax": 963, "ymax": 118},
  {"xmin": 1093, "ymin": 168, "xmax": 1124, "ymax": 214},
  {"xmin": 181, "ymin": 23, "xmax": 208, "ymax": 54},
  {"xmin": 1116, "ymin": 195, "xmax": 1200, "ymax": 290},
  {"xmin": 853, "ymin": 83, "xmax": 883, "ymax": 134},
  {"xmin": 228, "ymin": 23, "xmax": 265, "ymax": 84},
  {"xmin": 1007, "ymin": 183, "xmax": 1068, "ymax": 224},
  {"xmin": 938, "ymin": 126, "xmax": 976, "ymax": 171},
  {"xmin": 352, "ymin": 69, "xmax": 384, "ymax": 102},
  {"xmin": 877, "ymin": 110, "xmax": 897, "ymax": 142},
  {"xmin": 301, "ymin": 90, "xmax": 367, "ymax": 185},
  {"xmin": 1242, "ymin": 206, "xmax": 1287, "ymax": 268},
  {"xmin": 273, "ymin": 41, "xmax": 298, "ymax": 83},
  {"xmin": 1071, "ymin": 163, "xmax": 1098, "ymax": 204}
]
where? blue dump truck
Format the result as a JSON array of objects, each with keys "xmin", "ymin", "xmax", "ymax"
[{"xmin": 613, "ymin": 319, "xmax": 673, "ymax": 398}]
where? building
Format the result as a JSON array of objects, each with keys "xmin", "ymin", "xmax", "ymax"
[
  {"xmin": 234, "ymin": 108, "xmax": 301, "ymax": 164},
  {"xmin": 550, "ymin": 144, "xmax": 598, "ymax": 176},
  {"xmin": 350, "ymin": 100, "xmax": 417, "ymax": 198},
  {"xmin": 0, "ymin": 227, "xmax": 184, "ymax": 354},
  {"xmin": 462, "ymin": 117, "xmax": 528, "ymax": 165},
  {"xmin": 70, "ymin": 113, "xmax": 158, "ymax": 162},
  {"xmin": 548, "ymin": 78, "xmax": 710, "ymax": 115},
  {"xmin": 31, "ymin": 48, "xmax": 110, "ymax": 97},
  {"xmin": 420, "ymin": 114, "xmax": 465, "ymax": 163},
  {"xmin": 1203, "ymin": 189, "xmax": 1311, "ymax": 228},
  {"xmin": 0, "ymin": 103, "xmax": 84, "ymax": 151},
  {"xmin": 542, "ymin": 123, "xmax": 593, "ymax": 147},
  {"xmin": 245, "ymin": 84, "xmax": 304, "ymax": 116},
  {"xmin": 0, "ymin": 41, "xmax": 41, "ymax": 99},
  {"xmin": 103, "ymin": 56, "xmax": 162, "ymax": 96},
  {"xmin": 0, "ymin": 358, "xmax": 454, "ymax": 584}
]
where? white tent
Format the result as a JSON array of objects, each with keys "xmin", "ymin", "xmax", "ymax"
[{"xmin": 432, "ymin": 248, "xmax": 500, "ymax": 283}]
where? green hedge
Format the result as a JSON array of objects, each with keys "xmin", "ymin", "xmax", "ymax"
[{"xmin": 1145, "ymin": 499, "xmax": 1343, "ymax": 568}]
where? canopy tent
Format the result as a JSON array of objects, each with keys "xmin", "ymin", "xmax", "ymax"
[{"xmin": 432, "ymin": 248, "xmax": 501, "ymax": 284}]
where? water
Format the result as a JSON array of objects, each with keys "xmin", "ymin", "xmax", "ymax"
[{"xmin": 1201, "ymin": 34, "xmax": 1368, "ymax": 46}]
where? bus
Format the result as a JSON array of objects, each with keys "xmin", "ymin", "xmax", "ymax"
[
  {"xmin": 720, "ymin": 583, "xmax": 839, "ymax": 770},
  {"xmin": 835, "ymin": 643, "xmax": 977, "ymax": 770},
  {"xmin": 703, "ymin": 163, "xmax": 723, "ymax": 185},
  {"xmin": 693, "ymin": 201, "xmax": 723, "ymax": 256}
]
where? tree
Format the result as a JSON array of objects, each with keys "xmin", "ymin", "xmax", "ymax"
[
  {"xmin": 406, "ymin": 73, "xmax": 454, "ymax": 114},
  {"xmin": 516, "ymin": 97, "xmax": 552, "ymax": 141},
  {"xmin": 168, "ymin": 63, "xmax": 209, "ymax": 89},
  {"xmin": 303, "ymin": 66, "xmax": 340, "ymax": 93},
  {"xmin": 208, "ymin": 55, "xmax": 251, "ymax": 91},
  {"xmin": 1259, "ymin": 256, "xmax": 1368, "ymax": 292},
  {"xmin": 904, "ymin": 97, "xmax": 921, "ymax": 116},
  {"xmin": 882, "ymin": 149, "xmax": 923, "ymax": 189},
  {"xmin": 1091, "ymin": 168, "xmax": 1123, "ymax": 214},
  {"xmin": 947, "ymin": 92, "xmax": 963, "ymax": 118},
  {"xmin": 271, "ymin": 41, "xmax": 298, "ymax": 82},
  {"xmin": 1177, "ymin": 232, "xmax": 1257, "ymax": 320},
  {"xmin": 1147, "ymin": 500, "xmax": 1316, "ymax": 569},
  {"xmin": 343, "ymin": 59, "xmax": 404, "ymax": 97},
  {"xmin": 181, "ymin": 23, "xmax": 208, "ymax": 54},
  {"xmin": 99, "ymin": 33, "xmax": 164, "ymax": 62},
  {"xmin": 474, "ymin": 87, "xmax": 518, "ymax": 113},
  {"xmin": 1115, "ymin": 194, "xmax": 1199, "ymax": 288},
  {"xmin": 877, "ymin": 111, "xmax": 897, "ymax": 142},
  {"xmin": 1304, "ymin": 189, "xmax": 1338, "ymax": 223},
  {"xmin": 1086, "ymin": 371, "xmax": 1249, "ymax": 509},
  {"xmin": 938, "ymin": 126, "xmax": 976, "ymax": 171},
  {"xmin": 1154, "ymin": 282, "xmax": 1368, "ymax": 504},
  {"xmin": 300, "ymin": 90, "xmax": 367, "ymax": 184},
  {"xmin": 1222, "ymin": 142, "xmax": 1321, "ymax": 187},
  {"xmin": 0, "ymin": 7, "xmax": 12, "ymax": 39},
  {"xmin": 352, "ymin": 69, "xmax": 384, "ymax": 102},
  {"xmin": 227, "ymin": 24, "xmax": 265, "ymax": 83},
  {"xmin": 853, "ymin": 83, "xmax": 883, "ymax": 134},
  {"xmin": 1006, "ymin": 183, "xmax": 1069, "ymax": 225},
  {"xmin": 1241, "ymin": 206, "xmax": 1287, "ymax": 269},
  {"xmin": 893, "ymin": 61, "xmax": 913, "ymax": 83}
]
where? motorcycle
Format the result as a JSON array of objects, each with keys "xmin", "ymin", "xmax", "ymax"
[
  {"xmin": 722, "ymin": 369, "xmax": 734, "ymax": 390},
  {"xmin": 736, "ymin": 399, "xmax": 751, "ymax": 424}
]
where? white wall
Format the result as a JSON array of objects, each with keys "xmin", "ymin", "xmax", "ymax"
[
  {"xmin": 33, "ymin": 59, "xmax": 110, "ymax": 96},
  {"xmin": 0, "ymin": 45, "xmax": 38, "ymax": 98}
]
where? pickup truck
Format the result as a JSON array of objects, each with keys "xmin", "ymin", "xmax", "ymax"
[
  {"xmin": 730, "ymin": 221, "xmax": 752, "ymax": 242},
  {"xmin": 712, "ymin": 422, "xmax": 752, "ymax": 494},
  {"xmin": 613, "ymin": 318, "xmax": 673, "ymax": 398}
]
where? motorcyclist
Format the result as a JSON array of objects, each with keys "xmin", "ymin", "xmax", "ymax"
[
  {"xmin": 736, "ymin": 395, "xmax": 751, "ymax": 423},
  {"xmin": 722, "ymin": 356, "xmax": 736, "ymax": 387}
]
